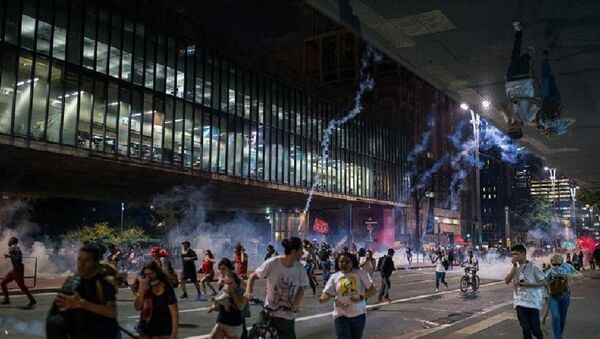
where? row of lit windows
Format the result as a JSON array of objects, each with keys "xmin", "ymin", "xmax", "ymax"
[{"xmin": 0, "ymin": 0, "xmax": 410, "ymax": 202}]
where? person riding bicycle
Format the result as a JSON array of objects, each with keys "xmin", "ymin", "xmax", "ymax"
[{"xmin": 461, "ymin": 250, "xmax": 479, "ymax": 274}]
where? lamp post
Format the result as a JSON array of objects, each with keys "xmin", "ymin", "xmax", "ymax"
[
  {"xmin": 569, "ymin": 186, "xmax": 579, "ymax": 239},
  {"xmin": 469, "ymin": 110, "xmax": 482, "ymax": 246},
  {"xmin": 120, "ymin": 202, "xmax": 125, "ymax": 234}
]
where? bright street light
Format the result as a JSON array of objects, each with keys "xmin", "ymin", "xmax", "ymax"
[
  {"xmin": 460, "ymin": 103, "xmax": 469, "ymax": 110},
  {"xmin": 482, "ymin": 100, "xmax": 491, "ymax": 109}
]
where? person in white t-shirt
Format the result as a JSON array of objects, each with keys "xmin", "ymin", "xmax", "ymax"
[
  {"xmin": 245, "ymin": 237, "xmax": 308, "ymax": 339},
  {"xmin": 359, "ymin": 250, "xmax": 376, "ymax": 278},
  {"xmin": 504, "ymin": 244, "xmax": 546, "ymax": 339},
  {"xmin": 320, "ymin": 252, "xmax": 376, "ymax": 339}
]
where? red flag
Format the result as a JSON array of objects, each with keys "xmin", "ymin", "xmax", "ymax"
[{"xmin": 313, "ymin": 218, "xmax": 330, "ymax": 234}]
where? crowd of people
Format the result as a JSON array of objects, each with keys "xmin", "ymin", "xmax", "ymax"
[{"xmin": 1, "ymin": 235, "xmax": 598, "ymax": 339}]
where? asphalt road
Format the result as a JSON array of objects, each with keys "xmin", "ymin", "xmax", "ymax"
[{"xmin": 1, "ymin": 267, "xmax": 598, "ymax": 338}]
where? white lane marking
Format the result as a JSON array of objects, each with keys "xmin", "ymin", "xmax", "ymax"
[
  {"xmin": 184, "ymin": 280, "xmax": 505, "ymax": 339},
  {"xmin": 445, "ymin": 311, "xmax": 515, "ymax": 338}
]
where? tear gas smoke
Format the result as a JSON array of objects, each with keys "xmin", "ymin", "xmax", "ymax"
[
  {"xmin": 0, "ymin": 317, "xmax": 44, "ymax": 337},
  {"xmin": 301, "ymin": 45, "xmax": 382, "ymax": 230}
]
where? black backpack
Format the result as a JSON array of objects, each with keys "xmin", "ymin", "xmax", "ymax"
[
  {"xmin": 442, "ymin": 257, "xmax": 449, "ymax": 270},
  {"xmin": 376, "ymin": 256, "xmax": 385, "ymax": 271}
]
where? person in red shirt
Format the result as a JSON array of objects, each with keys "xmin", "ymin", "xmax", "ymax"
[
  {"xmin": 200, "ymin": 250, "xmax": 218, "ymax": 296},
  {"xmin": 233, "ymin": 244, "xmax": 248, "ymax": 279},
  {"xmin": 1, "ymin": 237, "xmax": 36, "ymax": 308}
]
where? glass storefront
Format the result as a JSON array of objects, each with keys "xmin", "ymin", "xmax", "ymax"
[{"xmin": 0, "ymin": 0, "xmax": 409, "ymax": 203}]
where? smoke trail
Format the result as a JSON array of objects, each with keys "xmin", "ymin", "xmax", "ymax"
[{"xmin": 300, "ymin": 45, "xmax": 382, "ymax": 231}]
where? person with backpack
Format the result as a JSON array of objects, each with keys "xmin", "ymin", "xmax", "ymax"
[
  {"xmin": 134, "ymin": 261, "xmax": 179, "ymax": 339},
  {"xmin": 432, "ymin": 250, "xmax": 449, "ymax": 292},
  {"xmin": 377, "ymin": 248, "xmax": 395, "ymax": 302},
  {"xmin": 543, "ymin": 254, "xmax": 580, "ymax": 339},
  {"xmin": 47, "ymin": 243, "xmax": 120, "ymax": 339}
]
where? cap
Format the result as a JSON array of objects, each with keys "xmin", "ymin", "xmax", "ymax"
[{"xmin": 182, "ymin": 241, "xmax": 191, "ymax": 246}]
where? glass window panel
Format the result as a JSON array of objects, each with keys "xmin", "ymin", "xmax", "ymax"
[
  {"xmin": 30, "ymin": 57, "xmax": 49, "ymax": 139},
  {"xmin": 109, "ymin": 14, "xmax": 122, "ymax": 78},
  {"xmin": 91, "ymin": 78, "xmax": 106, "ymax": 150},
  {"xmin": 130, "ymin": 90, "xmax": 142, "ymax": 158},
  {"xmin": 78, "ymin": 75, "xmax": 93, "ymax": 148},
  {"xmin": 141, "ymin": 91, "xmax": 153, "ymax": 160},
  {"xmin": 0, "ymin": 48, "xmax": 17, "ymax": 134},
  {"xmin": 184, "ymin": 102, "xmax": 193, "ymax": 167},
  {"xmin": 20, "ymin": 0, "xmax": 36, "ymax": 51},
  {"xmin": 202, "ymin": 112, "xmax": 210, "ymax": 170},
  {"xmin": 144, "ymin": 29, "xmax": 154, "ymax": 89},
  {"xmin": 257, "ymin": 124, "xmax": 265, "ymax": 180},
  {"xmin": 218, "ymin": 115, "xmax": 226, "ymax": 173},
  {"xmin": 46, "ymin": 62, "xmax": 63, "ymax": 142},
  {"xmin": 176, "ymin": 40, "xmax": 185, "ymax": 99},
  {"xmin": 67, "ymin": 1, "xmax": 83, "ymax": 65},
  {"xmin": 14, "ymin": 52, "xmax": 34, "ymax": 137},
  {"xmin": 155, "ymin": 34, "xmax": 165, "ymax": 92},
  {"xmin": 166, "ymin": 37, "xmax": 175, "ymax": 96},
  {"xmin": 121, "ymin": 20, "xmax": 133, "ymax": 81},
  {"xmin": 192, "ymin": 106, "xmax": 202, "ymax": 168},
  {"xmin": 133, "ymin": 23, "xmax": 144, "ymax": 86},
  {"xmin": 220, "ymin": 60, "xmax": 229, "ymax": 113},
  {"xmin": 62, "ymin": 69, "xmax": 78, "ymax": 145},
  {"xmin": 37, "ymin": 0, "xmax": 52, "ymax": 55},
  {"xmin": 118, "ymin": 86, "xmax": 130, "ymax": 156},
  {"xmin": 243, "ymin": 122, "xmax": 250, "ymax": 177},
  {"xmin": 95, "ymin": 10, "xmax": 109, "ymax": 73},
  {"xmin": 105, "ymin": 81, "xmax": 118, "ymax": 152},
  {"xmin": 4, "ymin": 0, "xmax": 21, "ymax": 44},
  {"xmin": 194, "ymin": 50, "xmax": 204, "ymax": 104},
  {"xmin": 82, "ymin": 4, "xmax": 97, "ymax": 70},
  {"xmin": 163, "ymin": 98, "xmax": 173, "ymax": 163},
  {"xmin": 173, "ymin": 99, "xmax": 184, "ymax": 164},
  {"xmin": 184, "ymin": 45, "xmax": 194, "ymax": 101},
  {"xmin": 204, "ymin": 53, "xmax": 213, "ymax": 108},
  {"xmin": 152, "ymin": 96, "xmax": 163, "ymax": 162}
]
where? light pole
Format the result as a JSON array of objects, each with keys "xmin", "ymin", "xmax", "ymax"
[
  {"xmin": 120, "ymin": 202, "xmax": 125, "ymax": 234},
  {"xmin": 469, "ymin": 110, "xmax": 482, "ymax": 246},
  {"xmin": 569, "ymin": 186, "xmax": 579, "ymax": 239}
]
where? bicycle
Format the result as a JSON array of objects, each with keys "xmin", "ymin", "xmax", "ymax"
[
  {"xmin": 460, "ymin": 266, "xmax": 480, "ymax": 292},
  {"xmin": 248, "ymin": 298, "xmax": 293, "ymax": 339}
]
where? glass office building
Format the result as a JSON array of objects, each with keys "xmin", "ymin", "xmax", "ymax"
[{"xmin": 0, "ymin": 0, "xmax": 410, "ymax": 203}]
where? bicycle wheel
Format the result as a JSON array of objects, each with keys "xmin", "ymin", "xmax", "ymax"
[
  {"xmin": 472, "ymin": 275, "xmax": 480, "ymax": 291},
  {"xmin": 460, "ymin": 276, "xmax": 469, "ymax": 292}
]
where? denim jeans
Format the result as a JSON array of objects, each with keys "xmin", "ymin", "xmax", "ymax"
[
  {"xmin": 378, "ymin": 274, "xmax": 391, "ymax": 299},
  {"xmin": 506, "ymin": 31, "xmax": 531, "ymax": 80},
  {"xmin": 549, "ymin": 294, "xmax": 571, "ymax": 339},
  {"xmin": 515, "ymin": 306, "xmax": 544, "ymax": 339},
  {"xmin": 435, "ymin": 272, "xmax": 447, "ymax": 289},
  {"xmin": 305, "ymin": 263, "xmax": 316, "ymax": 292},
  {"xmin": 321, "ymin": 260, "xmax": 332, "ymax": 284},
  {"xmin": 334, "ymin": 314, "xmax": 366, "ymax": 339}
]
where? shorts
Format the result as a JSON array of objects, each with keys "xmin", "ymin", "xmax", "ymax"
[
  {"xmin": 212, "ymin": 322, "xmax": 243, "ymax": 338},
  {"xmin": 181, "ymin": 270, "xmax": 198, "ymax": 282},
  {"xmin": 202, "ymin": 273, "xmax": 215, "ymax": 282}
]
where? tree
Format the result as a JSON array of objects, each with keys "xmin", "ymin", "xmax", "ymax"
[
  {"xmin": 510, "ymin": 197, "xmax": 553, "ymax": 233},
  {"xmin": 577, "ymin": 189, "xmax": 600, "ymax": 210},
  {"xmin": 62, "ymin": 222, "xmax": 150, "ymax": 246}
]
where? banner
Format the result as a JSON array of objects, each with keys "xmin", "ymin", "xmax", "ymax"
[{"xmin": 313, "ymin": 217, "xmax": 330, "ymax": 234}]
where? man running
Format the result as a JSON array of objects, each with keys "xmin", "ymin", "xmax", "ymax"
[
  {"xmin": 377, "ymin": 248, "xmax": 395, "ymax": 302},
  {"xmin": 245, "ymin": 237, "xmax": 308, "ymax": 339},
  {"xmin": 1, "ymin": 237, "xmax": 36, "ymax": 308},
  {"xmin": 505, "ymin": 244, "xmax": 546, "ymax": 339},
  {"xmin": 180, "ymin": 241, "xmax": 202, "ymax": 300}
]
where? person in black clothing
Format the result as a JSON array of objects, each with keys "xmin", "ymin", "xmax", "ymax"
[
  {"xmin": 319, "ymin": 242, "xmax": 333, "ymax": 284},
  {"xmin": 134, "ymin": 261, "xmax": 179, "ymax": 339},
  {"xmin": 180, "ymin": 241, "xmax": 202, "ymax": 300},
  {"xmin": 377, "ymin": 248, "xmax": 395, "ymax": 302},
  {"xmin": 264, "ymin": 244, "xmax": 279, "ymax": 261},
  {"xmin": 208, "ymin": 270, "xmax": 247, "ymax": 339},
  {"xmin": 49, "ymin": 243, "xmax": 119, "ymax": 339},
  {"xmin": 1, "ymin": 237, "xmax": 36, "ymax": 308}
]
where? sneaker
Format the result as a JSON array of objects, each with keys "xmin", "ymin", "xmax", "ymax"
[
  {"xmin": 435, "ymin": 289, "xmax": 440, "ymax": 293},
  {"xmin": 24, "ymin": 301, "xmax": 37, "ymax": 309},
  {"xmin": 512, "ymin": 21, "xmax": 522, "ymax": 32},
  {"xmin": 377, "ymin": 297, "xmax": 383, "ymax": 302},
  {"xmin": 180, "ymin": 293, "xmax": 188, "ymax": 299},
  {"xmin": 384, "ymin": 298, "xmax": 392, "ymax": 302}
]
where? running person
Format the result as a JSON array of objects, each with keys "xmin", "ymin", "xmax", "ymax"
[
  {"xmin": 179, "ymin": 241, "xmax": 202, "ymax": 300},
  {"xmin": 245, "ymin": 237, "xmax": 308, "ymax": 339},
  {"xmin": 200, "ymin": 250, "xmax": 218, "ymax": 296},
  {"xmin": 1, "ymin": 237, "xmax": 36, "ymax": 308}
]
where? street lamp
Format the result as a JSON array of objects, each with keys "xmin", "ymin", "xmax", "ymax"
[
  {"xmin": 120, "ymin": 202, "xmax": 125, "ymax": 234},
  {"xmin": 569, "ymin": 186, "xmax": 579, "ymax": 238},
  {"xmin": 469, "ymin": 109, "xmax": 482, "ymax": 246}
]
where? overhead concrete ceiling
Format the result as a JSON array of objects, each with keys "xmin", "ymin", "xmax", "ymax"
[{"xmin": 308, "ymin": 0, "xmax": 600, "ymax": 191}]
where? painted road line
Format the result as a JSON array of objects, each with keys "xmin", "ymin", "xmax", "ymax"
[
  {"xmin": 185, "ymin": 280, "xmax": 505, "ymax": 339},
  {"xmin": 443, "ymin": 311, "xmax": 515, "ymax": 338}
]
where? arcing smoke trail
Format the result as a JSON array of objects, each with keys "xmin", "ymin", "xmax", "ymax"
[{"xmin": 299, "ymin": 45, "xmax": 382, "ymax": 232}]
